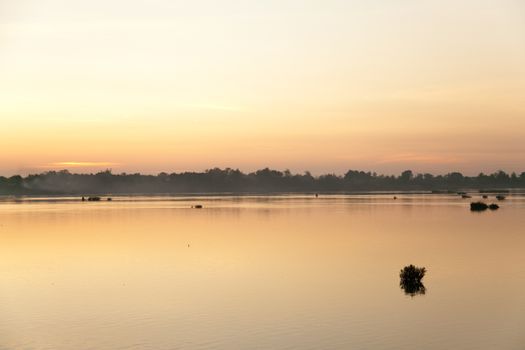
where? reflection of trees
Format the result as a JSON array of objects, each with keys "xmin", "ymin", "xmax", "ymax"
[{"xmin": 400, "ymin": 279, "xmax": 426, "ymax": 296}]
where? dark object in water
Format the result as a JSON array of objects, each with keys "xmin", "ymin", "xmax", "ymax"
[
  {"xmin": 193, "ymin": 204, "xmax": 203, "ymax": 209},
  {"xmin": 496, "ymin": 195, "xmax": 506, "ymax": 201},
  {"xmin": 88, "ymin": 196, "xmax": 101, "ymax": 201},
  {"xmin": 315, "ymin": 193, "xmax": 319, "ymax": 198},
  {"xmin": 482, "ymin": 195, "xmax": 488, "ymax": 199},
  {"xmin": 399, "ymin": 265, "xmax": 426, "ymax": 296},
  {"xmin": 488, "ymin": 203, "xmax": 499, "ymax": 210},
  {"xmin": 107, "ymin": 197, "xmax": 112, "ymax": 201},
  {"xmin": 470, "ymin": 202, "xmax": 488, "ymax": 211},
  {"xmin": 393, "ymin": 196, "xmax": 397, "ymax": 200},
  {"xmin": 461, "ymin": 194, "xmax": 471, "ymax": 199},
  {"xmin": 81, "ymin": 196, "xmax": 86, "ymax": 201}
]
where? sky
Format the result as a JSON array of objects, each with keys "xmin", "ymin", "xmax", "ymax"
[{"xmin": 1, "ymin": 0, "xmax": 524, "ymax": 176}]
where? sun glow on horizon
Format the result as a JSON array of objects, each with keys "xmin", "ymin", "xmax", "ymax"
[{"xmin": 38, "ymin": 162, "xmax": 119, "ymax": 169}]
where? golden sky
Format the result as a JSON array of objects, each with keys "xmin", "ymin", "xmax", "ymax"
[{"xmin": 1, "ymin": 0, "xmax": 524, "ymax": 175}]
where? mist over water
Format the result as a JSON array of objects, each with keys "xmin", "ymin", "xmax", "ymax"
[{"xmin": 0, "ymin": 194, "xmax": 524, "ymax": 349}]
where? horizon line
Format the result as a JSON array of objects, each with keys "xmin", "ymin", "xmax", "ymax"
[{"xmin": 2, "ymin": 167, "xmax": 524, "ymax": 179}]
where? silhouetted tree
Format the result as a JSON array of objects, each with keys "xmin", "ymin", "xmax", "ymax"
[{"xmin": 0, "ymin": 168, "xmax": 523, "ymax": 195}]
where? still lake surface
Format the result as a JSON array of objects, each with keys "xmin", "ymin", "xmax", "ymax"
[{"xmin": 0, "ymin": 194, "xmax": 524, "ymax": 350}]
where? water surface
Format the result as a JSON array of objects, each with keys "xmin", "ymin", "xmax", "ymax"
[{"xmin": 1, "ymin": 194, "xmax": 524, "ymax": 349}]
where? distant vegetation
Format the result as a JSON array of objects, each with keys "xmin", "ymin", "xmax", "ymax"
[{"xmin": 0, "ymin": 168, "xmax": 524, "ymax": 195}]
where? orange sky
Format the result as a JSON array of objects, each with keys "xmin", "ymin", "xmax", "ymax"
[{"xmin": 1, "ymin": 0, "xmax": 524, "ymax": 175}]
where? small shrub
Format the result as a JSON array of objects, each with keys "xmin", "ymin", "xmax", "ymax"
[
  {"xmin": 399, "ymin": 265, "xmax": 427, "ymax": 297},
  {"xmin": 400, "ymin": 264, "xmax": 426, "ymax": 282},
  {"xmin": 470, "ymin": 202, "xmax": 488, "ymax": 211}
]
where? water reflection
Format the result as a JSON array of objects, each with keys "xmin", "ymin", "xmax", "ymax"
[
  {"xmin": 400, "ymin": 279, "xmax": 426, "ymax": 296},
  {"xmin": 0, "ymin": 196, "xmax": 524, "ymax": 350}
]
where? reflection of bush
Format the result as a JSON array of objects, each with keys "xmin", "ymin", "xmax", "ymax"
[{"xmin": 400, "ymin": 265, "xmax": 426, "ymax": 297}]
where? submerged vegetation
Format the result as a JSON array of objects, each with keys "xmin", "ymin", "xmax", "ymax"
[
  {"xmin": 0, "ymin": 169, "xmax": 524, "ymax": 195},
  {"xmin": 470, "ymin": 202, "xmax": 489, "ymax": 211},
  {"xmin": 400, "ymin": 265, "xmax": 427, "ymax": 296},
  {"xmin": 470, "ymin": 202, "xmax": 501, "ymax": 211}
]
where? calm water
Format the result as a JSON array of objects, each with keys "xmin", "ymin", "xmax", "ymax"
[{"xmin": 0, "ymin": 194, "xmax": 524, "ymax": 350}]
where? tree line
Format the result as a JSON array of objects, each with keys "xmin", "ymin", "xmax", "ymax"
[{"xmin": 0, "ymin": 168, "xmax": 524, "ymax": 195}]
